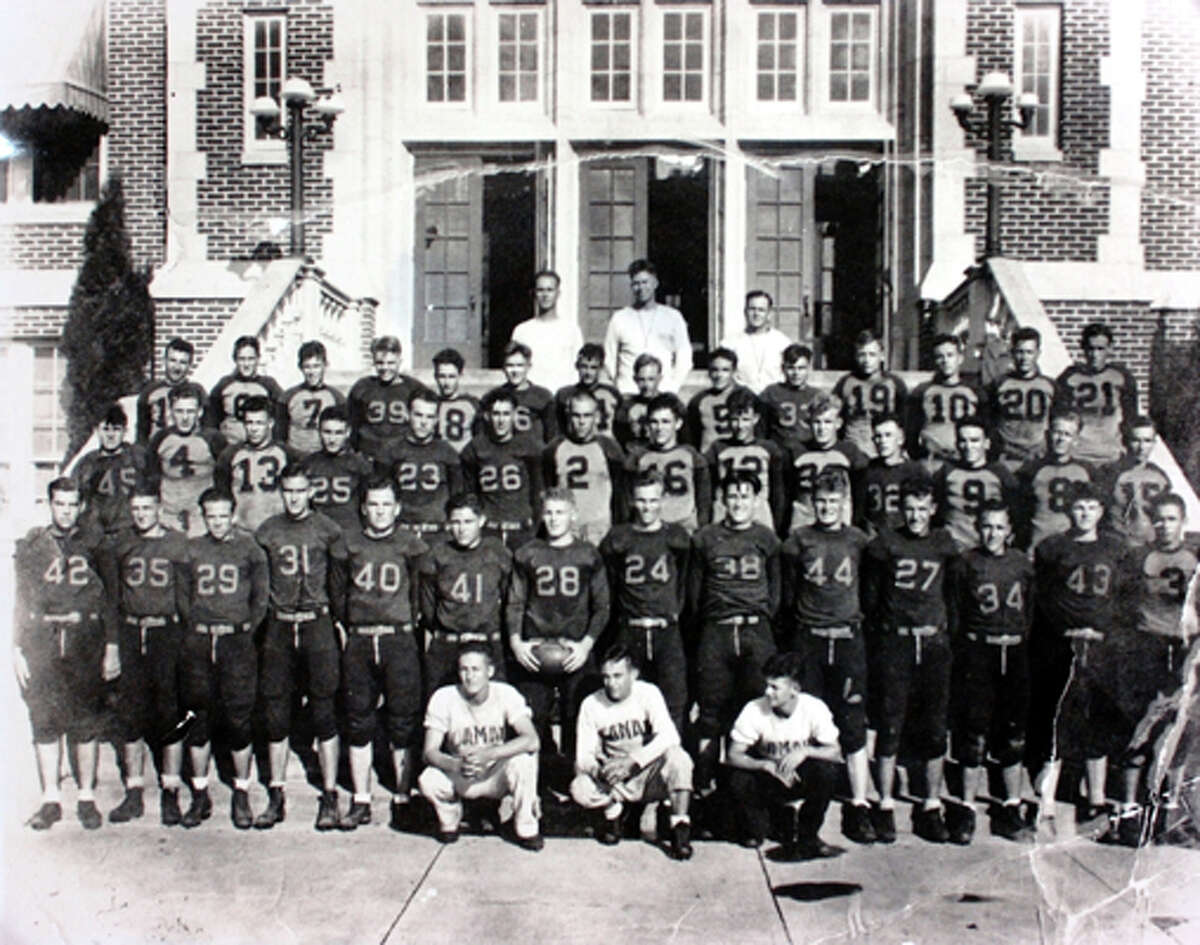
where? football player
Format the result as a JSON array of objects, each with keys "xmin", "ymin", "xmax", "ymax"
[
  {"xmin": 1099, "ymin": 415, "xmax": 1171, "ymax": 547},
  {"xmin": 555, "ymin": 343, "xmax": 622, "ymax": 439},
  {"xmin": 612, "ymin": 353, "xmax": 663, "ymax": 448},
  {"xmin": 214, "ymin": 394, "xmax": 298, "ymax": 531},
  {"xmin": 207, "ymin": 335, "xmax": 284, "ymax": 447},
  {"xmin": 348, "ymin": 335, "xmax": 428, "ymax": 463},
  {"xmin": 832, "ymin": 331, "xmax": 908, "ymax": 459},
  {"xmin": 986, "ymin": 327, "xmax": 1056, "ymax": 470},
  {"xmin": 432, "ymin": 348, "xmax": 480, "ymax": 453},
  {"xmin": 74, "ymin": 403, "xmax": 150, "ymax": 536},
  {"xmin": 759, "ymin": 343, "xmax": 821, "ymax": 458},
  {"xmin": 907, "ymin": 334, "xmax": 983, "ymax": 472},
  {"xmin": 136, "ymin": 337, "xmax": 206, "ymax": 444},
  {"xmin": 487, "ymin": 341, "xmax": 557, "ymax": 447},
  {"xmin": 384, "ymin": 388, "xmax": 464, "ymax": 537},
  {"xmin": 705, "ymin": 388, "xmax": 787, "ymax": 534},
  {"xmin": 279, "ymin": 340, "xmax": 345, "ymax": 456},
  {"xmin": 300, "ymin": 405, "xmax": 374, "ymax": 534},
  {"xmin": 542, "ymin": 389, "xmax": 626, "ymax": 545},
  {"xmin": 626, "ymin": 393, "xmax": 711, "ymax": 533},
  {"xmin": 932, "ymin": 417, "xmax": 1019, "ymax": 551},
  {"xmin": 686, "ymin": 347, "xmax": 753, "ymax": 453},
  {"xmin": 1015, "ymin": 406, "xmax": 1095, "ymax": 551},
  {"xmin": 148, "ymin": 386, "xmax": 227, "ymax": 536},
  {"xmin": 787, "ymin": 393, "xmax": 868, "ymax": 532},
  {"xmin": 1055, "ymin": 322, "xmax": 1139, "ymax": 467}
]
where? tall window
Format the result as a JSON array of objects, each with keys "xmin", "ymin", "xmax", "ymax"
[
  {"xmin": 427, "ymin": 13, "xmax": 469, "ymax": 103},
  {"xmin": 498, "ymin": 11, "xmax": 539, "ymax": 103},
  {"xmin": 1015, "ymin": 5, "xmax": 1060, "ymax": 141},
  {"xmin": 828, "ymin": 8, "xmax": 875, "ymax": 103},
  {"xmin": 662, "ymin": 10, "xmax": 705, "ymax": 103},
  {"xmin": 590, "ymin": 11, "xmax": 633, "ymax": 103},
  {"xmin": 756, "ymin": 11, "xmax": 800, "ymax": 102},
  {"xmin": 32, "ymin": 344, "xmax": 70, "ymax": 500},
  {"xmin": 246, "ymin": 14, "xmax": 285, "ymax": 143}
]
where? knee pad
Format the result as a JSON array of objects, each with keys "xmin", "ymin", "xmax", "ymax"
[
  {"xmin": 957, "ymin": 732, "xmax": 987, "ymax": 768},
  {"xmin": 309, "ymin": 696, "xmax": 338, "ymax": 742},
  {"xmin": 263, "ymin": 696, "xmax": 291, "ymax": 743},
  {"xmin": 874, "ymin": 725, "xmax": 901, "ymax": 759}
]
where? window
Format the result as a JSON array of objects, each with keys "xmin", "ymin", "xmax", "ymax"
[
  {"xmin": 1015, "ymin": 6, "xmax": 1060, "ymax": 142},
  {"xmin": 32, "ymin": 141, "xmax": 101, "ymax": 203},
  {"xmin": 828, "ymin": 8, "xmax": 875, "ymax": 104},
  {"xmin": 32, "ymin": 344, "xmax": 70, "ymax": 499},
  {"xmin": 427, "ymin": 13, "xmax": 469, "ymax": 103},
  {"xmin": 591, "ymin": 11, "xmax": 633, "ymax": 103},
  {"xmin": 245, "ymin": 14, "xmax": 285, "ymax": 145},
  {"xmin": 498, "ymin": 11, "xmax": 539, "ymax": 103},
  {"xmin": 662, "ymin": 10, "xmax": 706, "ymax": 103},
  {"xmin": 756, "ymin": 11, "xmax": 801, "ymax": 102}
]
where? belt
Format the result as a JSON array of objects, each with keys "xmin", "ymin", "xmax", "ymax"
[
  {"xmin": 809, "ymin": 624, "xmax": 855, "ymax": 666},
  {"xmin": 195, "ymin": 622, "xmax": 241, "ymax": 663},
  {"xmin": 41, "ymin": 611, "xmax": 93, "ymax": 658},
  {"xmin": 625, "ymin": 616, "xmax": 671, "ymax": 661},
  {"xmin": 276, "ymin": 608, "xmax": 326, "ymax": 649},
  {"xmin": 124, "ymin": 614, "xmax": 173, "ymax": 657},
  {"xmin": 715, "ymin": 615, "xmax": 762, "ymax": 658},
  {"xmin": 965, "ymin": 632, "xmax": 1023, "ymax": 675},
  {"xmin": 896, "ymin": 625, "xmax": 941, "ymax": 666},
  {"xmin": 399, "ymin": 522, "xmax": 442, "ymax": 533},
  {"xmin": 435, "ymin": 630, "xmax": 501, "ymax": 644},
  {"xmin": 1064, "ymin": 627, "xmax": 1104, "ymax": 668},
  {"xmin": 353, "ymin": 623, "xmax": 413, "ymax": 663}
]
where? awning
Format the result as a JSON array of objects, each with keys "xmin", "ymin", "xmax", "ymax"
[{"xmin": 0, "ymin": 0, "xmax": 108, "ymax": 123}]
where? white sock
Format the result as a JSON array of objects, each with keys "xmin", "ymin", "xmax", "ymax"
[
  {"xmin": 42, "ymin": 786, "xmax": 62, "ymax": 804},
  {"xmin": 357, "ymin": 793, "xmax": 374, "ymax": 804},
  {"xmin": 670, "ymin": 814, "xmax": 690, "ymax": 827},
  {"xmin": 192, "ymin": 776, "xmax": 209, "ymax": 791},
  {"xmin": 161, "ymin": 775, "xmax": 182, "ymax": 791},
  {"xmin": 233, "ymin": 777, "xmax": 250, "ymax": 792},
  {"xmin": 922, "ymin": 798, "xmax": 942, "ymax": 811},
  {"xmin": 125, "ymin": 776, "xmax": 145, "ymax": 790},
  {"xmin": 269, "ymin": 780, "xmax": 286, "ymax": 789},
  {"xmin": 77, "ymin": 789, "xmax": 95, "ymax": 802},
  {"xmin": 1003, "ymin": 798, "xmax": 1020, "ymax": 807},
  {"xmin": 878, "ymin": 798, "xmax": 895, "ymax": 811},
  {"xmin": 605, "ymin": 800, "xmax": 624, "ymax": 820}
]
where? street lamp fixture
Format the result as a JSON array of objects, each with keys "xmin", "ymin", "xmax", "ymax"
[
  {"xmin": 951, "ymin": 72, "xmax": 1038, "ymax": 258},
  {"xmin": 250, "ymin": 78, "xmax": 344, "ymax": 256}
]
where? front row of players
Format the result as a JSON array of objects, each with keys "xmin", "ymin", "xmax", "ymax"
[{"xmin": 15, "ymin": 462, "xmax": 1196, "ymax": 854}]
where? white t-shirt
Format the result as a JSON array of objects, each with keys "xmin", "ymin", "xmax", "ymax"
[
  {"xmin": 721, "ymin": 327, "xmax": 793, "ymax": 394},
  {"xmin": 511, "ymin": 316, "xmax": 584, "ymax": 392},
  {"xmin": 575, "ymin": 680, "xmax": 680, "ymax": 775},
  {"xmin": 425, "ymin": 681, "xmax": 533, "ymax": 758},
  {"xmin": 729, "ymin": 694, "xmax": 839, "ymax": 760},
  {"xmin": 604, "ymin": 303, "xmax": 693, "ymax": 394}
]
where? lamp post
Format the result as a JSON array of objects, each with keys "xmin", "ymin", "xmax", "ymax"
[
  {"xmin": 250, "ymin": 77, "xmax": 344, "ymax": 257},
  {"xmin": 950, "ymin": 72, "xmax": 1038, "ymax": 258}
]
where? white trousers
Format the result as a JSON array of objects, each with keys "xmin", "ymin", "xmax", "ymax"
[{"xmin": 418, "ymin": 753, "xmax": 540, "ymax": 838}]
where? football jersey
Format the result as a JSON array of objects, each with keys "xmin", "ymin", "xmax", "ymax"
[
  {"xmin": 1129, "ymin": 544, "xmax": 1199, "ymax": 639},
  {"xmin": 953, "ymin": 548, "xmax": 1035, "ymax": 640},
  {"xmin": 215, "ymin": 440, "xmax": 297, "ymax": 532},
  {"xmin": 599, "ymin": 522, "xmax": 691, "ymax": 620},
  {"xmin": 436, "ymin": 393, "xmax": 481, "ymax": 453},
  {"xmin": 279, "ymin": 383, "xmax": 345, "ymax": 456},
  {"xmin": 933, "ymin": 461, "xmax": 1019, "ymax": 550},
  {"xmin": 180, "ymin": 530, "xmax": 269, "ymax": 627},
  {"xmin": 110, "ymin": 527, "xmax": 190, "ymax": 618},
  {"xmin": 418, "ymin": 537, "xmax": 513, "ymax": 635},
  {"xmin": 1056, "ymin": 364, "xmax": 1139, "ymax": 466},
  {"xmin": 424, "ymin": 681, "xmax": 532, "ymax": 764},
  {"xmin": 14, "ymin": 522, "xmax": 114, "ymax": 644},
  {"xmin": 759, "ymin": 382, "xmax": 820, "ymax": 456},
  {"xmin": 576, "ymin": 681, "xmax": 680, "ymax": 774},
  {"xmin": 300, "ymin": 448, "xmax": 375, "ymax": 533},
  {"xmin": 907, "ymin": 379, "xmax": 983, "ymax": 462},
  {"xmin": 613, "ymin": 394, "xmax": 653, "ymax": 448},
  {"xmin": 461, "ymin": 432, "xmax": 543, "ymax": 527},
  {"xmin": 507, "ymin": 538, "xmax": 610, "ymax": 642},
  {"xmin": 1034, "ymin": 532, "xmax": 1126, "ymax": 634},
  {"xmin": 543, "ymin": 435, "xmax": 625, "ymax": 538},
  {"xmin": 686, "ymin": 384, "xmax": 755, "ymax": 453},
  {"xmin": 347, "ymin": 374, "xmax": 428, "ymax": 459},
  {"xmin": 74, "ymin": 443, "xmax": 151, "ymax": 535},
  {"xmin": 385, "ymin": 437, "xmax": 464, "ymax": 526},
  {"xmin": 626, "ymin": 443, "xmax": 711, "ymax": 533},
  {"xmin": 208, "ymin": 373, "xmax": 285, "ymax": 447},
  {"xmin": 689, "ymin": 521, "xmax": 781, "ymax": 621},
  {"xmin": 148, "ymin": 426, "xmax": 228, "ymax": 536},
  {"xmin": 729, "ymin": 693, "xmax": 839, "ymax": 758},
  {"xmin": 335, "ymin": 526, "xmax": 429, "ymax": 626},
  {"xmin": 863, "ymin": 527, "xmax": 958, "ymax": 629},
  {"xmin": 788, "ymin": 440, "xmax": 868, "ymax": 532},
  {"xmin": 136, "ymin": 379, "xmax": 207, "ymax": 443},
  {"xmin": 1016, "ymin": 456, "xmax": 1095, "ymax": 550},
  {"xmin": 782, "ymin": 525, "xmax": 869, "ymax": 626},
  {"xmin": 255, "ymin": 511, "xmax": 346, "ymax": 611},
  {"xmin": 706, "ymin": 438, "xmax": 786, "ymax": 533},
  {"xmin": 861, "ymin": 458, "xmax": 924, "ymax": 534},
  {"xmin": 986, "ymin": 372, "xmax": 1056, "ymax": 464},
  {"xmin": 1101, "ymin": 456, "xmax": 1171, "ymax": 547},
  {"xmin": 832, "ymin": 371, "xmax": 908, "ymax": 458},
  {"xmin": 556, "ymin": 382, "xmax": 622, "ymax": 439},
  {"xmin": 489, "ymin": 383, "xmax": 556, "ymax": 446}
]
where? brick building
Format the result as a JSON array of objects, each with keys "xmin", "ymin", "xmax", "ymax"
[{"xmin": 1, "ymin": 0, "xmax": 1198, "ymax": 520}]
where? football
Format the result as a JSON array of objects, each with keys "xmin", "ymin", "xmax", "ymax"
[{"xmin": 532, "ymin": 640, "xmax": 569, "ymax": 675}]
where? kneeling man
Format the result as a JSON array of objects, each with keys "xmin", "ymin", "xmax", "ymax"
[
  {"xmin": 418, "ymin": 643, "xmax": 544, "ymax": 850},
  {"xmin": 571, "ymin": 644, "xmax": 694, "ymax": 859}
]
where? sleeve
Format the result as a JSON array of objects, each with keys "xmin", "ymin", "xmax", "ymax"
[
  {"xmin": 135, "ymin": 388, "xmax": 152, "ymax": 444},
  {"xmin": 407, "ymin": 542, "xmax": 428, "ymax": 626},
  {"xmin": 554, "ymin": 389, "xmax": 570, "ymax": 434},
  {"xmin": 526, "ymin": 452, "xmax": 545, "ymax": 522},
  {"xmin": 765, "ymin": 540, "xmax": 781, "ymax": 620},
  {"xmin": 92, "ymin": 540, "xmax": 120, "ymax": 646},
  {"xmin": 1121, "ymin": 368, "xmax": 1139, "ymax": 429},
  {"xmin": 686, "ymin": 535, "xmax": 705, "ymax": 617},
  {"xmin": 848, "ymin": 454, "xmax": 867, "ymax": 522},
  {"xmin": 175, "ymin": 552, "xmax": 193, "ymax": 629},
  {"xmin": 12, "ymin": 537, "xmax": 35, "ymax": 648},
  {"xmin": 541, "ymin": 395, "xmax": 559, "ymax": 443},
  {"xmin": 605, "ymin": 441, "xmax": 628, "ymax": 523},
  {"xmin": 416, "ymin": 551, "xmax": 438, "ymax": 629},
  {"xmin": 603, "ymin": 318, "xmax": 621, "ymax": 388},
  {"xmin": 207, "ymin": 378, "xmax": 227, "ymax": 430},
  {"xmin": 573, "ymin": 698, "xmax": 602, "ymax": 777},
  {"xmin": 505, "ymin": 556, "xmax": 529, "ymax": 640},
  {"xmin": 247, "ymin": 543, "xmax": 270, "ymax": 629},
  {"xmin": 891, "ymin": 374, "xmax": 909, "ymax": 406},
  {"xmin": 1053, "ymin": 367, "xmax": 1076, "ymax": 409},
  {"xmin": 685, "ymin": 394, "xmax": 703, "ymax": 448},
  {"xmin": 779, "ymin": 543, "xmax": 798, "ymax": 636},
  {"xmin": 943, "ymin": 546, "xmax": 961, "ymax": 637},
  {"xmin": 945, "ymin": 554, "xmax": 965, "ymax": 639},
  {"xmin": 460, "ymin": 444, "xmax": 480, "ymax": 494},
  {"xmin": 329, "ymin": 549, "xmax": 349, "ymax": 624},
  {"xmin": 861, "ymin": 539, "xmax": 885, "ymax": 622},
  {"xmin": 585, "ymin": 555, "xmax": 610, "ymax": 643},
  {"xmin": 768, "ymin": 448, "xmax": 786, "ymax": 534},
  {"xmin": 905, "ymin": 383, "xmax": 926, "ymax": 457},
  {"xmin": 541, "ymin": 442, "xmax": 558, "ymax": 489},
  {"xmin": 931, "ymin": 469, "xmax": 948, "ymax": 527},
  {"xmin": 629, "ymin": 685, "xmax": 681, "ymax": 768},
  {"xmin": 445, "ymin": 453, "xmax": 465, "ymax": 497},
  {"xmin": 1012, "ymin": 466, "xmax": 1034, "ymax": 550},
  {"xmin": 146, "ymin": 433, "xmax": 164, "ymax": 486},
  {"xmin": 423, "ymin": 689, "xmax": 450, "ymax": 736},
  {"xmin": 671, "ymin": 312, "xmax": 693, "ymax": 393},
  {"xmin": 811, "ymin": 700, "xmax": 840, "ymax": 747},
  {"xmin": 671, "ymin": 531, "xmax": 690, "ymax": 618},
  {"xmin": 729, "ymin": 702, "xmax": 760, "ymax": 747},
  {"xmin": 346, "ymin": 382, "xmax": 366, "ymax": 449},
  {"xmin": 213, "ymin": 446, "xmax": 235, "ymax": 492},
  {"xmin": 694, "ymin": 454, "xmax": 713, "ymax": 526},
  {"xmin": 276, "ymin": 389, "xmax": 293, "ymax": 446}
]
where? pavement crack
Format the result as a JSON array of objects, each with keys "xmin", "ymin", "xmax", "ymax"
[
  {"xmin": 379, "ymin": 845, "xmax": 445, "ymax": 945},
  {"xmin": 756, "ymin": 848, "xmax": 795, "ymax": 945}
]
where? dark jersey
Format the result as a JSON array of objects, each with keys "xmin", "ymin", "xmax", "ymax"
[
  {"xmin": 832, "ymin": 371, "xmax": 908, "ymax": 458},
  {"xmin": 626, "ymin": 443, "xmax": 711, "ymax": 532},
  {"xmin": 788, "ymin": 440, "xmax": 868, "ymax": 531},
  {"xmin": 490, "ymin": 382, "xmax": 557, "ymax": 446},
  {"xmin": 136, "ymin": 379, "xmax": 207, "ymax": 444},
  {"xmin": 461, "ymin": 432, "xmax": 543, "ymax": 527},
  {"xmin": 436, "ymin": 393, "xmax": 481, "ymax": 453},
  {"xmin": 907, "ymin": 379, "xmax": 983, "ymax": 463},
  {"xmin": 418, "ymin": 537, "xmax": 513, "ymax": 635},
  {"xmin": 148, "ymin": 426, "xmax": 227, "ymax": 525},
  {"xmin": 542, "ymin": 435, "xmax": 626, "ymax": 536},
  {"xmin": 688, "ymin": 522, "xmax": 781, "ymax": 621},
  {"xmin": 179, "ymin": 530, "xmax": 269, "ymax": 628},
  {"xmin": 74, "ymin": 443, "xmax": 151, "ymax": 535},
  {"xmin": 14, "ymin": 523, "xmax": 116, "ymax": 645},
  {"xmin": 1056, "ymin": 364, "xmax": 1139, "ymax": 466},
  {"xmin": 686, "ymin": 384, "xmax": 755, "ymax": 453},
  {"xmin": 986, "ymin": 371, "xmax": 1056, "ymax": 464},
  {"xmin": 613, "ymin": 393, "xmax": 653, "ymax": 448},
  {"xmin": 300, "ymin": 448, "xmax": 375, "ymax": 533},
  {"xmin": 1034, "ymin": 532, "xmax": 1126, "ymax": 634},
  {"xmin": 279, "ymin": 383, "xmax": 345, "ymax": 456},
  {"xmin": 782, "ymin": 525, "xmax": 870, "ymax": 627},
  {"xmin": 1099, "ymin": 456, "xmax": 1171, "ymax": 547},
  {"xmin": 215, "ymin": 439, "xmax": 298, "ymax": 532},
  {"xmin": 1128, "ymin": 543, "xmax": 1199, "ymax": 639},
  {"xmin": 255, "ymin": 512, "xmax": 346, "ymax": 612},
  {"xmin": 953, "ymin": 548, "xmax": 1035, "ymax": 641},
  {"xmin": 933, "ymin": 461, "xmax": 1019, "ymax": 551},
  {"xmin": 347, "ymin": 374, "xmax": 429, "ymax": 459},
  {"xmin": 599, "ymin": 523, "xmax": 691, "ymax": 621},
  {"xmin": 507, "ymin": 538, "xmax": 610, "ymax": 643},
  {"xmin": 109, "ymin": 528, "xmax": 190, "ymax": 618},
  {"xmin": 863, "ymin": 527, "xmax": 958, "ymax": 630},
  {"xmin": 207, "ymin": 373, "xmax": 285, "ymax": 446},
  {"xmin": 861, "ymin": 458, "xmax": 924, "ymax": 534},
  {"xmin": 333, "ymin": 526, "xmax": 429, "ymax": 626},
  {"xmin": 1016, "ymin": 456, "xmax": 1095, "ymax": 550},
  {"xmin": 384, "ymin": 437, "xmax": 464, "ymax": 526},
  {"xmin": 555, "ymin": 382, "xmax": 622, "ymax": 438},
  {"xmin": 705, "ymin": 438, "xmax": 787, "ymax": 534},
  {"xmin": 759, "ymin": 382, "xmax": 820, "ymax": 455}
]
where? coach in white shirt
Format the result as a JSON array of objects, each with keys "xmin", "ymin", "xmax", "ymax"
[
  {"xmin": 721, "ymin": 290, "xmax": 792, "ymax": 393},
  {"xmin": 604, "ymin": 260, "xmax": 692, "ymax": 395},
  {"xmin": 510, "ymin": 270, "xmax": 584, "ymax": 393}
]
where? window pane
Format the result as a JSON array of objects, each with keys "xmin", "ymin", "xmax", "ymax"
[
  {"xmin": 685, "ymin": 74, "xmax": 702, "ymax": 101},
  {"xmin": 831, "ymin": 75, "xmax": 848, "ymax": 101},
  {"xmin": 448, "ymin": 45, "xmax": 465, "ymax": 71},
  {"xmin": 519, "ymin": 45, "xmax": 536, "ymax": 71},
  {"xmin": 758, "ymin": 45, "xmax": 775, "ymax": 70},
  {"xmin": 428, "ymin": 76, "xmax": 444, "ymax": 101},
  {"xmin": 758, "ymin": 74, "xmax": 775, "ymax": 100},
  {"xmin": 428, "ymin": 46, "xmax": 444, "ymax": 70},
  {"xmin": 447, "ymin": 15, "xmax": 464, "ymax": 41},
  {"xmin": 779, "ymin": 74, "xmax": 796, "ymax": 100},
  {"xmin": 520, "ymin": 14, "xmax": 537, "ymax": 40},
  {"xmin": 780, "ymin": 13, "xmax": 796, "ymax": 40},
  {"xmin": 499, "ymin": 45, "xmax": 515, "ymax": 71},
  {"xmin": 665, "ymin": 75, "xmax": 681, "ymax": 101},
  {"xmin": 428, "ymin": 16, "xmax": 444, "ymax": 41},
  {"xmin": 592, "ymin": 14, "xmax": 609, "ymax": 40},
  {"xmin": 851, "ymin": 75, "xmax": 869, "ymax": 100},
  {"xmin": 614, "ymin": 43, "xmax": 630, "ymax": 70},
  {"xmin": 831, "ymin": 44, "xmax": 848, "ymax": 70},
  {"xmin": 851, "ymin": 44, "xmax": 870, "ymax": 70},
  {"xmin": 519, "ymin": 74, "xmax": 537, "ymax": 101},
  {"xmin": 500, "ymin": 74, "xmax": 515, "ymax": 101},
  {"xmin": 685, "ymin": 43, "xmax": 702, "ymax": 70},
  {"xmin": 592, "ymin": 45, "xmax": 610, "ymax": 70},
  {"xmin": 665, "ymin": 13, "xmax": 681, "ymax": 41},
  {"xmin": 779, "ymin": 43, "xmax": 795, "ymax": 70},
  {"xmin": 447, "ymin": 75, "xmax": 465, "ymax": 101},
  {"xmin": 831, "ymin": 13, "xmax": 848, "ymax": 40},
  {"xmin": 852, "ymin": 13, "xmax": 870, "ymax": 39},
  {"xmin": 592, "ymin": 75, "xmax": 609, "ymax": 101},
  {"xmin": 686, "ymin": 13, "xmax": 703, "ymax": 39},
  {"xmin": 758, "ymin": 13, "xmax": 774, "ymax": 40},
  {"xmin": 614, "ymin": 14, "xmax": 630, "ymax": 40},
  {"xmin": 499, "ymin": 14, "xmax": 514, "ymax": 41},
  {"xmin": 665, "ymin": 45, "xmax": 681, "ymax": 70},
  {"xmin": 613, "ymin": 74, "xmax": 630, "ymax": 100}
]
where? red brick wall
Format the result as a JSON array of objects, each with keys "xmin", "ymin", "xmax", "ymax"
[
  {"xmin": 108, "ymin": 0, "xmax": 167, "ymax": 269},
  {"xmin": 195, "ymin": 0, "xmax": 335, "ymax": 261},
  {"xmin": 153, "ymin": 298, "xmax": 241, "ymax": 374},
  {"xmin": 0, "ymin": 224, "xmax": 85, "ymax": 270},
  {"xmin": 964, "ymin": 0, "xmax": 1111, "ymax": 261},
  {"xmin": 1140, "ymin": 0, "xmax": 1200, "ymax": 271}
]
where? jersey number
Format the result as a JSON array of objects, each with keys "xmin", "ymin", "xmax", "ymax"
[
  {"xmin": 167, "ymin": 444, "xmax": 196, "ymax": 479},
  {"xmin": 1066, "ymin": 564, "xmax": 1112, "ymax": 597},
  {"xmin": 715, "ymin": 555, "xmax": 763, "ymax": 581},
  {"xmin": 125, "ymin": 556, "xmax": 171, "ymax": 588},
  {"xmin": 354, "ymin": 560, "xmax": 404, "ymax": 594},
  {"xmin": 96, "ymin": 466, "xmax": 138, "ymax": 496},
  {"xmin": 43, "ymin": 555, "xmax": 90, "ymax": 586},
  {"xmin": 895, "ymin": 558, "xmax": 940, "ymax": 591},
  {"xmin": 479, "ymin": 464, "xmax": 522, "ymax": 492},
  {"xmin": 564, "ymin": 456, "xmax": 590, "ymax": 490},
  {"xmin": 624, "ymin": 553, "xmax": 671, "ymax": 585},
  {"xmin": 803, "ymin": 555, "xmax": 854, "ymax": 587},
  {"xmin": 977, "ymin": 581, "xmax": 1024, "ymax": 614},
  {"xmin": 311, "ymin": 475, "xmax": 354, "ymax": 505},
  {"xmin": 397, "ymin": 462, "xmax": 441, "ymax": 492},
  {"xmin": 196, "ymin": 563, "xmax": 238, "ymax": 595},
  {"xmin": 366, "ymin": 400, "xmax": 409, "ymax": 425},
  {"xmin": 442, "ymin": 408, "xmax": 468, "ymax": 443},
  {"xmin": 535, "ymin": 565, "xmax": 580, "ymax": 597},
  {"xmin": 277, "ymin": 544, "xmax": 311, "ymax": 577},
  {"xmin": 450, "ymin": 572, "xmax": 484, "ymax": 604},
  {"xmin": 235, "ymin": 455, "xmax": 281, "ymax": 493}
]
